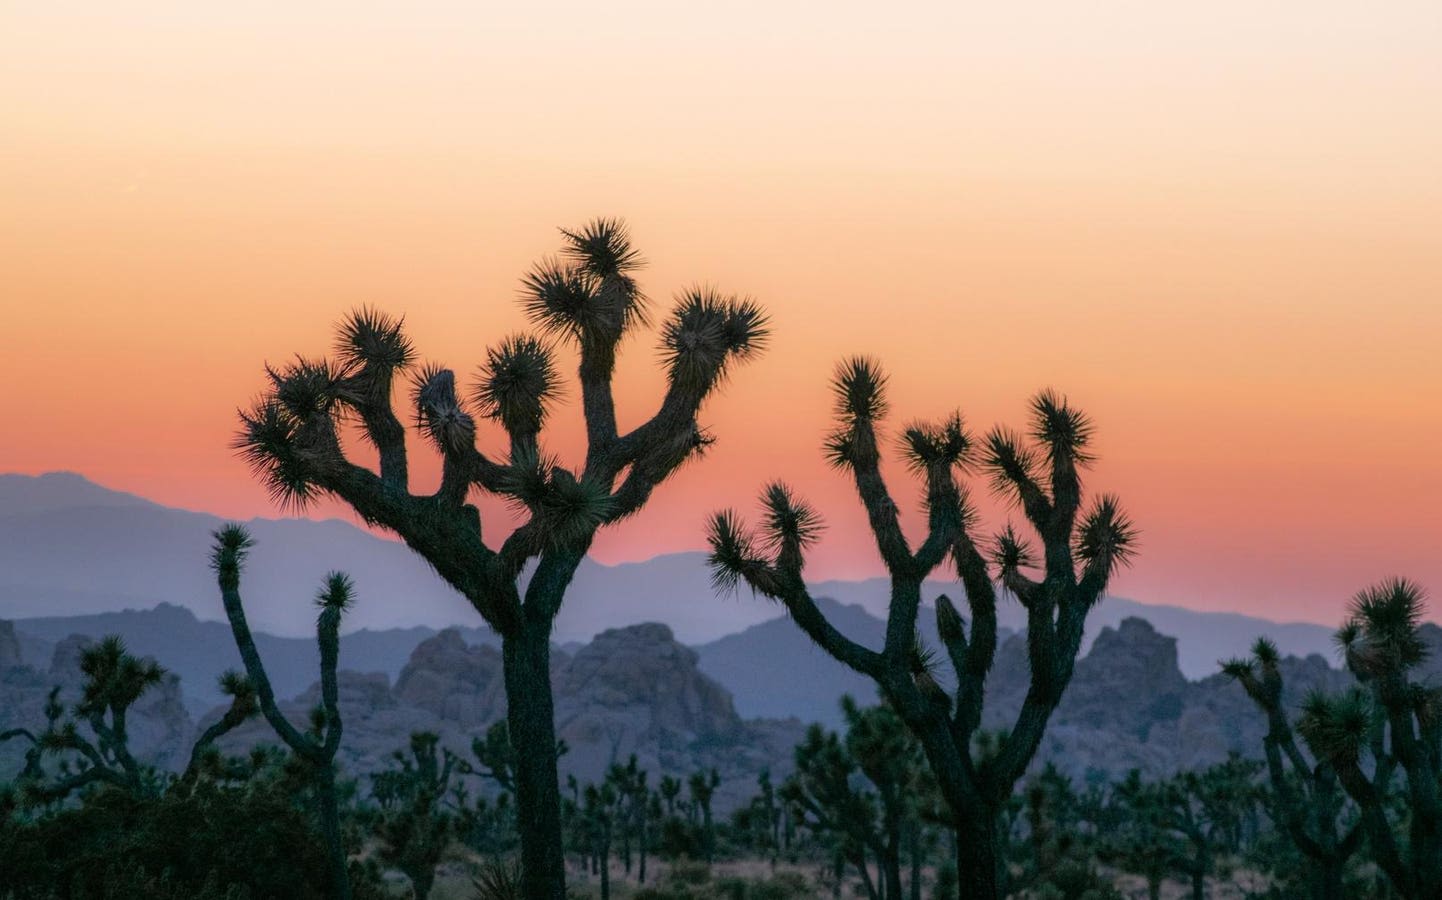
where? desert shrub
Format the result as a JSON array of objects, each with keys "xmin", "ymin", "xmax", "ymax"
[
  {"xmin": 472, "ymin": 857, "xmax": 523, "ymax": 900},
  {"xmin": 0, "ymin": 773, "xmax": 387, "ymax": 899}
]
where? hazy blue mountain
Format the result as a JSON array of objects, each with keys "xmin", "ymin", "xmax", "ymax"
[
  {"xmin": 0, "ymin": 472, "xmax": 1339, "ymax": 676},
  {"xmin": 0, "ymin": 472, "xmax": 782, "ymax": 642},
  {"xmin": 696, "ymin": 597, "xmax": 1015, "ymax": 727},
  {"xmin": 0, "ymin": 472, "xmax": 151, "ymax": 515}
]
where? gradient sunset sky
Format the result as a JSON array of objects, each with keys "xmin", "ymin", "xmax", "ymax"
[{"xmin": 3, "ymin": 2, "xmax": 1439, "ymax": 625}]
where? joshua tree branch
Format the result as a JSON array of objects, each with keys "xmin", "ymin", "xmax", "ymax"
[{"xmin": 216, "ymin": 539, "xmax": 318, "ymax": 758}]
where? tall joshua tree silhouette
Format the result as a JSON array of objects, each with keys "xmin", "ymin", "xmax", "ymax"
[
  {"xmin": 1221, "ymin": 637, "xmax": 1374, "ymax": 900},
  {"xmin": 1293, "ymin": 579, "xmax": 1438, "ymax": 899},
  {"xmin": 707, "ymin": 359, "xmax": 1135, "ymax": 900},
  {"xmin": 234, "ymin": 219, "xmax": 768, "ymax": 898},
  {"xmin": 212, "ymin": 525, "xmax": 354, "ymax": 900}
]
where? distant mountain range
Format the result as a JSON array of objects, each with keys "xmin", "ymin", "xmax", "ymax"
[{"xmin": 1, "ymin": 471, "xmax": 1345, "ymax": 691}]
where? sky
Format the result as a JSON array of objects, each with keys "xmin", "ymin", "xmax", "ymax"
[{"xmin": 2, "ymin": 2, "xmax": 1439, "ymax": 626}]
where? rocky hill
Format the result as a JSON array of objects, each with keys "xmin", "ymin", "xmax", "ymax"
[
  {"xmin": 990, "ymin": 618, "xmax": 1354, "ymax": 779},
  {"xmin": 209, "ymin": 623, "xmax": 804, "ymax": 809},
  {"xmin": 8, "ymin": 608, "xmax": 1441, "ymax": 808}
]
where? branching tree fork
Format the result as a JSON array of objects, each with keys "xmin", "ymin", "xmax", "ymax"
[
  {"xmin": 707, "ymin": 359, "xmax": 1135, "ymax": 900},
  {"xmin": 213, "ymin": 525, "xmax": 354, "ymax": 900},
  {"xmin": 233, "ymin": 218, "xmax": 768, "ymax": 898},
  {"xmin": 1250, "ymin": 579, "xmax": 1441, "ymax": 899},
  {"xmin": 1222, "ymin": 637, "xmax": 1373, "ymax": 900}
]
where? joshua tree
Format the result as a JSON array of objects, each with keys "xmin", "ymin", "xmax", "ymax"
[
  {"xmin": 373, "ymin": 731, "xmax": 462, "ymax": 900},
  {"xmin": 1157, "ymin": 757, "xmax": 1263, "ymax": 900},
  {"xmin": 212, "ymin": 524, "xmax": 354, "ymax": 900},
  {"xmin": 467, "ymin": 720, "xmax": 566, "ymax": 798},
  {"xmin": 234, "ymin": 219, "xmax": 768, "ymax": 898},
  {"xmin": 605, "ymin": 755, "xmax": 650, "ymax": 883},
  {"xmin": 1293, "ymin": 579, "xmax": 1441, "ymax": 899},
  {"xmin": 1, "ymin": 639, "xmax": 256, "ymax": 805},
  {"xmin": 580, "ymin": 781, "xmax": 619, "ymax": 900},
  {"xmin": 707, "ymin": 360, "xmax": 1135, "ymax": 899},
  {"xmin": 1222, "ymin": 639, "xmax": 1371, "ymax": 900},
  {"xmin": 1101, "ymin": 771, "xmax": 1177, "ymax": 900},
  {"xmin": 782, "ymin": 722, "xmax": 892, "ymax": 899},
  {"xmin": 688, "ymin": 767, "xmax": 721, "ymax": 864},
  {"xmin": 783, "ymin": 699, "xmax": 929, "ymax": 900}
]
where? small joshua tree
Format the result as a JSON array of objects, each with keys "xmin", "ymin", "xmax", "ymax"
[
  {"xmin": 1, "ymin": 639, "xmax": 256, "ymax": 805},
  {"xmin": 783, "ymin": 698, "xmax": 926, "ymax": 900},
  {"xmin": 606, "ymin": 755, "xmax": 650, "ymax": 883},
  {"xmin": 234, "ymin": 219, "xmax": 768, "ymax": 899},
  {"xmin": 708, "ymin": 360, "xmax": 1135, "ymax": 900},
  {"xmin": 212, "ymin": 524, "xmax": 354, "ymax": 900},
  {"xmin": 373, "ymin": 731, "xmax": 461, "ymax": 900},
  {"xmin": 688, "ymin": 767, "xmax": 720, "ymax": 865},
  {"xmin": 1294, "ymin": 579, "xmax": 1440, "ymax": 899},
  {"xmin": 1222, "ymin": 638, "xmax": 1373, "ymax": 900}
]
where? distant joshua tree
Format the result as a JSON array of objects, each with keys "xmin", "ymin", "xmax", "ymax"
[
  {"xmin": 0, "ymin": 638, "xmax": 257, "ymax": 805},
  {"xmin": 1222, "ymin": 638, "xmax": 1371, "ymax": 900},
  {"xmin": 212, "ymin": 524, "xmax": 354, "ymax": 900},
  {"xmin": 233, "ymin": 218, "xmax": 768, "ymax": 898},
  {"xmin": 372, "ymin": 731, "xmax": 462, "ymax": 900},
  {"xmin": 1231, "ymin": 578, "xmax": 1441, "ymax": 900},
  {"xmin": 707, "ymin": 360, "xmax": 1135, "ymax": 900}
]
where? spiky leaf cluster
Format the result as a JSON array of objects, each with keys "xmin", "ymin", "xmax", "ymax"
[
  {"xmin": 899, "ymin": 412, "xmax": 972, "ymax": 473},
  {"xmin": 335, "ymin": 307, "xmax": 414, "ymax": 396},
  {"xmin": 1028, "ymin": 388, "xmax": 1095, "ymax": 466},
  {"xmin": 1298, "ymin": 688, "xmax": 1375, "ymax": 765},
  {"xmin": 475, "ymin": 334, "xmax": 558, "ymax": 436},
  {"xmin": 497, "ymin": 451, "xmax": 613, "ymax": 546},
  {"xmin": 411, "ymin": 364, "xmax": 476, "ymax": 454},
  {"xmin": 759, "ymin": 482, "xmax": 823, "ymax": 555},
  {"xmin": 1341, "ymin": 578, "xmax": 1429, "ymax": 678},
  {"xmin": 78, "ymin": 636, "xmax": 165, "ymax": 717},
  {"xmin": 659, "ymin": 288, "xmax": 769, "ymax": 392},
  {"xmin": 1075, "ymin": 494, "xmax": 1137, "ymax": 576}
]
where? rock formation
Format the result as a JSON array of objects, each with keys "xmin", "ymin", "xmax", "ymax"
[{"xmin": 212, "ymin": 623, "xmax": 804, "ymax": 810}]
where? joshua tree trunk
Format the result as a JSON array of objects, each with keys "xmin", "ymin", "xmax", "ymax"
[
  {"xmin": 908, "ymin": 819, "xmax": 922, "ymax": 900},
  {"xmin": 880, "ymin": 825, "xmax": 903, "ymax": 900},
  {"xmin": 1311, "ymin": 858, "xmax": 1345, "ymax": 900},
  {"xmin": 316, "ymin": 766, "xmax": 351, "ymax": 900},
  {"xmin": 856, "ymin": 852, "xmax": 880, "ymax": 900},
  {"xmin": 638, "ymin": 811, "xmax": 647, "ymax": 884},
  {"xmin": 955, "ymin": 815, "xmax": 1001, "ymax": 900},
  {"xmin": 505, "ymin": 625, "xmax": 567, "ymax": 900},
  {"xmin": 598, "ymin": 819, "xmax": 612, "ymax": 900}
]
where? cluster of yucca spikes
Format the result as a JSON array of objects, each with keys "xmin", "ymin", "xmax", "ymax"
[
  {"xmin": 707, "ymin": 357, "xmax": 1134, "ymax": 897},
  {"xmin": 0, "ymin": 634, "xmax": 259, "ymax": 807},
  {"xmin": 212, "ymin": 523, "xmax": 354, "ymax": 900},
  {"xmin": 235, "ymin": 218, "xmax": 768, "ymax": 634},
  {"xmin": 1223, "ymin": 578, "xmax": 1440, "ymax": 899}
]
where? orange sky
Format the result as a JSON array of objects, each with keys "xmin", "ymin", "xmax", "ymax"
[{"xmin": 2, "ymin": 2, "xmax": 1439, "ymax": 626}]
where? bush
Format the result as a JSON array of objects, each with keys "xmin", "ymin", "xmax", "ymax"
[{"xmin": 0, "ymin": 775, "xmax": 379, "ymax": 899}]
